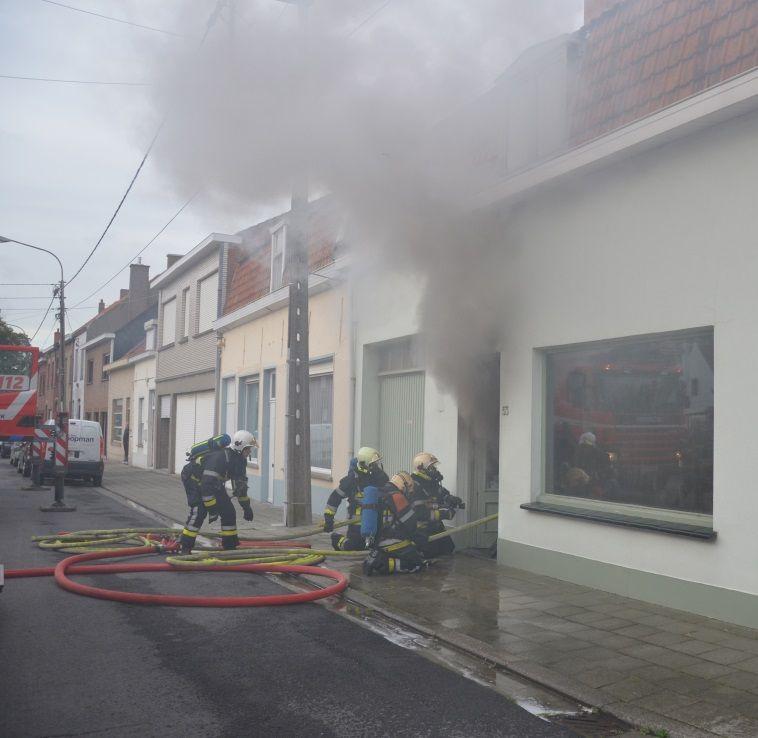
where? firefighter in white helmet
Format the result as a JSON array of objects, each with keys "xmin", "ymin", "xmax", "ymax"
[
  {"xmin": 410, "ymin": 451, "xmax": 464, "ymax": 557},
  {"xmin": 322, "ymin": 446, "xmax": 388, "ymax": 551},
  {"xmin": 179, "ymin": 430, "xmax": 257, "ymax": 554}
]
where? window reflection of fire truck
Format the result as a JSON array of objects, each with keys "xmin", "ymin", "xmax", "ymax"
[{"xmin": 555, "ymin": 360, "xmax": 688, "ymax": 485}]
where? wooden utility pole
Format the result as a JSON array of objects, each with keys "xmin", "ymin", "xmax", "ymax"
[{"xmin": 284, "ymin": 0, "xmax": 312, "ymax": 526}]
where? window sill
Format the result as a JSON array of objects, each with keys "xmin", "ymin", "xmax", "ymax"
[
  {"xmin": 193, "ymin": 329, "xmax": 214, "ymax": 339},
  {"xmin": 311, "ymin": 468, "xmax": 332, "ymax": 482},
  {"xmin": 520, "ymin": 501, "xmax": 716, "ymax": 540},
  {"xmin": 178, "ymin": 336, "xmax": 188, "ymax": 344},
  {"xmin": 159, "ymin": 343, "xmax": 175, "ymax": 351}
]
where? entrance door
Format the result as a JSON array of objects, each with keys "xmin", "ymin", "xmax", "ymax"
[
  {"xmin": 378, "ymin": 371, "xmax": 424, "ymax": 475},
  {"xmin": 147, "ymin": 389, "xmax": 155, "ymax": 468}
]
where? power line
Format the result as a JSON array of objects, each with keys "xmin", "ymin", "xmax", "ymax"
[
  {"xmin": 65, "ymin": 123, "xmax": 164, "ymax": 286},
  {"xmin": 0, "ymin": 282, "xmax": 56, "ymax": 286},
  {"xmin": 29, "ymin": 294, "xmax": 56, "ymax": 343},
  {"xmin": 39, "ymin": 0, "xmax": 192, "ymax": 39},
  {"xmin": 0, "ymin": 74, "xmax": 149, "ymax": 86},
  {"xmin": 72, "ymin": 190, "xmax": 200, "ymax": 308},
  {"xmin": 65, "ymin": 0, "xmax": 226, "ymax": 288},
  {"xmin": 0, "ymin": 296, "xmax": 64, "ymax": 300},
  {"xmin": 346, "ymin": 0, "xmax": 392, "ymax": 37}
]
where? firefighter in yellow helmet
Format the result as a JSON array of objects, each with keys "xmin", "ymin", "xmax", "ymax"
[
  {"xmin": 410, "ymin": 451, "xmax": 464, "ymax": 557},
  {"xmin": 322, "ymin": 446, "xmax": 388, "ymax": 551},
  {"xmin": 362, "ymin": 472, "xmax": 430, "ymax": 575}
]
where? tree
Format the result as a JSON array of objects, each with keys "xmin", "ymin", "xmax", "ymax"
[{"xmin": 0, "ymin": 312, "xmax": 31, "ymax": 346}]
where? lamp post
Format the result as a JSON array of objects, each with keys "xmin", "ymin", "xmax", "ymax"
[{"xmin": 0, "ymin": 236, "xmax": 75, "ymax": 511}]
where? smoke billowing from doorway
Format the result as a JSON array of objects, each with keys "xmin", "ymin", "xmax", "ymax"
[{"xmin": 139, "ymin": 0, "xmax": 580, "ymax": 428}]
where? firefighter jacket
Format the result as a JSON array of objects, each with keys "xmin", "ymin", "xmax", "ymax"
[
  {"xmin": 410, "ymin": 472, "xmax": 458, "ymax": 531},
  {"xmin": 376, "ymin": 483, "xmax": 421, "ymax": 545},
  {"xmin": 200, "ymin": 448, "xmax": 251, "ymax": 507},
  {"xmin": 323, "ymin": 462, "xmax": 389, "ymax": 522}
]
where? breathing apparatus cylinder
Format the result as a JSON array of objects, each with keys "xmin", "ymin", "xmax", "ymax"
[
  {"xmin": 360, "ymin": 485, "xmax": 381, "ymax": 538},
  {"xmin": 187, "ymin": 434, "xmax": 231, "ymax": 461}
]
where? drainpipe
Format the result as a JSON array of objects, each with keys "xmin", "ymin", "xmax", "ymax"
[{"xmin": 347, "ymin": 266, "xmax": 356, "ymax": 464}]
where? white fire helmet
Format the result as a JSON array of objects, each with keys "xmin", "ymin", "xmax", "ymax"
[
  {"xmin": 412, "ymin": 452, "xmax": 439, "ymax": 475},
  {"xmin": 232, "ymin": 430, "xmax": 257, "ymax": 453},
  {"xmin": 390, "ymin": 471, "xmax": 414, "ymax": 496}
]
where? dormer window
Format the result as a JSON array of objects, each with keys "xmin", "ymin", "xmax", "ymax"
[{"xmin": 270, "ymin": 224, "xmax": 286, "ymax": 292}]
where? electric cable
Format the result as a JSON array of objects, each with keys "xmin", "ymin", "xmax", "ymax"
[
  {"xmin": 71, "ymin": 190, "xmax": 200, "ymax": 309},
  {"xmin": 0, "ymin": 74, "xmax": 148, "ymax": 86},
  {"xmin": 64, "ymin": 0, "xmax": 226, "ymax": 289},
  {"xmin": 29, "ymin": 294, "xmax": 56, "ymax": 343},
  {"xmin": 39, "ymin": 0, "xmax": 192, "ymax": 39},
  {"xmin": 346, "ymin": 0, "xmax": 392, "ymax": 38}
]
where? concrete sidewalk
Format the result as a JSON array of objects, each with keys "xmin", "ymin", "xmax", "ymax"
[{"xmin": 98, "ymin": 461, "xmax": 758, "ymax": 737}]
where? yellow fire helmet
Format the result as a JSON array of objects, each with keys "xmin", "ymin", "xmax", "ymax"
[
  {"xmin": 390, "ymin": 471, "xmax": 414, "ymax": 496},
  {"xmin": 356, "ymin": 446, "xmax": 382, "ymax": 473}
]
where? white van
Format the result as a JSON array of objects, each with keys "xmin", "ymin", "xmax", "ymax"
[{"xmin": 41, "ymin": 419, "xmax": 105, "ymax": 486}]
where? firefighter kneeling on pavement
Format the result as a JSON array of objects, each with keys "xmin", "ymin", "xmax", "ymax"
[
  {"xmin": 179, "ymin": 430, "xmax": 257, "ymax": 554},
  {"xmin": 410, "ymin": 451, "xmax": 465, "ymax": 558},
  {"xmin": 361, "ymin": 472, "xmax": 431, "ymax": 576},
  {"xmin": 322, "ymin": 446, "xmax": 388, "ymax": 551}
]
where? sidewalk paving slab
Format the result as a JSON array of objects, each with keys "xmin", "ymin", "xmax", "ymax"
[{"xmin": 93, "ymin": 461, "xmax": 758, "ymax": 737}]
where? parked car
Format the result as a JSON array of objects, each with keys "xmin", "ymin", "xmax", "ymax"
[
  {"xmin": 40, "ymin": 419, "xmax": 104, "ymax": 486},
  {"xmin": 10, "ymin": 442, "xmax": 25, "ymax": 467}
]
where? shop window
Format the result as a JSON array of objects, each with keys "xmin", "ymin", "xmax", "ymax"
[
  {"xmin": 310, "ymin": 373, "xmax": 333, "ymax": 471},
  {"xmin": 545, "ymin": 329, "xmax": 714, "ymax": 515}
]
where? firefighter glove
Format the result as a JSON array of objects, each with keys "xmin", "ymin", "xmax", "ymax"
[
  {"xmin": 323, "ymin": 514, "xmax": 335, "ymax": 532},
  {"xmin": 411, "ymin": 531, "xmax": 429, "ymax": 548},
  {"xmin": 241, "ymin": 503, "xmax": 254, "ymax": 522}
]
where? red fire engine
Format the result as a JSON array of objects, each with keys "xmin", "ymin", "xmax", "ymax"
[{"xmin": 0, "ymin": 345, "xmax": 39, "ymax": 441}]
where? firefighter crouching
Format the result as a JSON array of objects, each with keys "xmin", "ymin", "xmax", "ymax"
[
  {"xmin": 179, "ymin": 430, "xmax": 257, "ymax": 554},
  {"xmin": 410, "ymin": 451, "xmax": 465, "ymax": 557},
  {"xmin": 323, "ymin": 446, "xmax": 388, "ymax": 551},
  {"xmin": 361, "ymin": 472, "xmax": 430, "ymax": 576}
]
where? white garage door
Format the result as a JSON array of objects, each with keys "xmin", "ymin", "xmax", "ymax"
[
  {"xmin": 378, "ymin": 372, "xmax": 424, "ymax": 476},
  {"xmin": 173, "ymin": 391, "xmax": 216, "ymax": 473}
]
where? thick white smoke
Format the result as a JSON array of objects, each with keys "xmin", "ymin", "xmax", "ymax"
[{"xmin": 139, "ymin": 0, "xmax": 581, "ymax": 425}]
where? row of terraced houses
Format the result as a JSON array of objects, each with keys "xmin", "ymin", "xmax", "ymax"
[{"xmin": 36, "ymin": 0, "xmax": 758, "ymax": 627}]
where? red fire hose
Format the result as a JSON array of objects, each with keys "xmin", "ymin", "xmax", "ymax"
[{"xmin": 6, "ymin": 546, "xmax": 348, "ymax": 607}]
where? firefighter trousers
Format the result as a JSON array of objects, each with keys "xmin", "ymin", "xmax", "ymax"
[
  {"xmin": 179, "ymin": 487, "xmax": 238, "ymax": 553},
  {"xmin": 331, "ymin": 523, "xmax": 366, "ymax": 551},
  {"xmin": 363, "ymin": 540, "xmax": 425, "ymax": 575},
  {"xmin": 418, "ymin": 520, "xmax": 455, "ymax": 557}
]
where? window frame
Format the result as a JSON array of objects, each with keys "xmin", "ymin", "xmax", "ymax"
[
  {"xmin": 309, "ymin": 369, "xmax": 333, "ymax": 474},
  {"xmin": 111, "ymin": 398, "xmax": 124, "ymax": 444},
  {"xmin": 533, "ymin": 327, "xmax": 714, "ymax": 531},
  {"xmin": 161, "ymin": 296, "xmax": 177, "ymax": 348},
  {"xmin": 101, "ymin": 354, "xmax": 110, "ymax": 382},
  {"xmin": 196, "ymin": 271, "xmax": 219, "ymax": 335},
  {"xmin": 238, "ymin": 376, "xmax": 260, "ymax": 465},
  {"xmin": 269, "ymin": 224, "xmax": 286, "ymax": 292}
]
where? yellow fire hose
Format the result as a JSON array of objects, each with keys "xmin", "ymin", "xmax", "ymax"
[{"xmin": 32, "ymin": 514, "xmax": 499, "ymax": 568}]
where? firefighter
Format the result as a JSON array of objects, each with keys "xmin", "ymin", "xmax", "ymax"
[
  {"xmin": 179, "ymin": 430, "xmax": 257, "ymax": 554},
  {"xmin": 322, "ymin": 446, "xmax": 388, "ymax": 551},
  {"xmin": 362, "ymin": 471, "xmax": 430, "ymax": 576},
  {"xmin": 410, "ymin": 451, "xmax": 465, "ymax": 557}
]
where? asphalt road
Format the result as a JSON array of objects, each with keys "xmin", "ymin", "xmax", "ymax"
[{"xmin": 0, "ymin": 464, "xmax": 574, "ymax": 738}]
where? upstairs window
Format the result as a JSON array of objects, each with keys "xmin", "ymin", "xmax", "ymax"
[
  {"xmin": 161, "ymin": 297, "xmax": 176, "ymax": 347},
  {"xmin": 270, "ymin": 225, "xmax": 286, "ymax": 292},
  {"xmin": 86, "ymin": 360, "xmax": 94, "ymax": 384},
  {"xmin": 197, "ymin": 272, "xmax": 218, "ymax": 334},
  {"xmin": 101, "ymin": 354, "xmax": 110, "ymax": 381}
]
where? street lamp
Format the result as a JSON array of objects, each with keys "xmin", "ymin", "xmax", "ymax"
[{"xmin": 0, "ymin": 235, "xmax": 74, "ymax": 511}]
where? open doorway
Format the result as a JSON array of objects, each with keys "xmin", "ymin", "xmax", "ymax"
[{"xmin": 456, "ymin": 353, "xmax": 500, "ymax": 552}]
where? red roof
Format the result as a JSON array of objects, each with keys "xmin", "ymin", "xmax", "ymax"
[
  {"xmin": 223, "ymin": 198, "xmax": 342, "ymax": 317},
  {"xmin": 572, "ymin": 0, "xmax": 758, "ymax": 144}
]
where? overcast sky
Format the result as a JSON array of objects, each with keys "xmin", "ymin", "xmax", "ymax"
[{"xmin": 1, "ymin": 0, "xmax": 582, "ymax": 348}]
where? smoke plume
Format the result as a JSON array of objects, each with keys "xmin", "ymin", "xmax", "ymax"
[{"xmin": 139, "ymin": 0, "xmax": 581, "ymax": 427}]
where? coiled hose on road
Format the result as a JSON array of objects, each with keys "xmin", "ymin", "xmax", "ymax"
[{"xmin": 7, "ymin": 514, "xmax": 498, "ymax": 606}]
